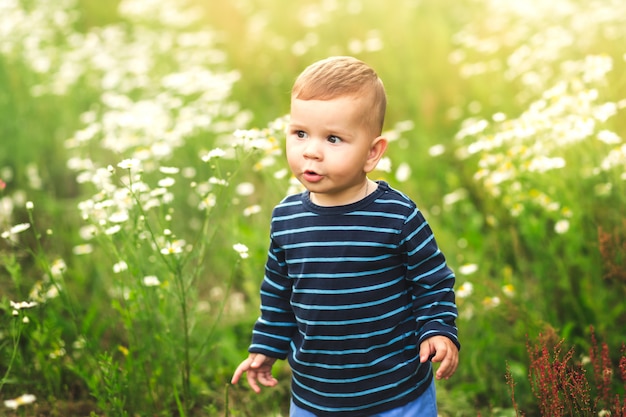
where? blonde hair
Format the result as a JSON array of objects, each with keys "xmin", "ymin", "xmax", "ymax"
[{"xmin": 291, "ymin": 56, "xmax": 387, "ymax": 135}]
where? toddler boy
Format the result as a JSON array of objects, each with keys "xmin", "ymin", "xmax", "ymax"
[{"xmin": 232, "ymin": 56, "xmax": 460, "ymax": 417}]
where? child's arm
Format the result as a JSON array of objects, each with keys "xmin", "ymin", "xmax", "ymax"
[
  {"xmin": 419, "ymin": 335, "xmax": 459, "ymax": 380},
  {"xmin": 231, "ymin": 353, "xmax": 278, "ymax": 393},
  {"xmin": 402, "ymin": 206, "xmax": 461, "ymax": 378}
]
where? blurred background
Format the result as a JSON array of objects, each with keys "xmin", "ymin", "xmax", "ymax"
[{"xmin": 1, "ymin": 0, "xmax": 625, "ymax": 415}]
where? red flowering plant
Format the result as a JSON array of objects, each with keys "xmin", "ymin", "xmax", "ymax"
[{"xmin": 507, "ymin": 327, "xmax": 626, "ymax": 417}]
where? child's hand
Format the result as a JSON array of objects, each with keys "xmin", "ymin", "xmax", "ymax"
[
  {"xmin": 231, "ymin": 353, "xmax": 278, "ymax": 393},
  {"xmin": 419, "ymin": 336, "xmax": 459, "ymax": 380}
]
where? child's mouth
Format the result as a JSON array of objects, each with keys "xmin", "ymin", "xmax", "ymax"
[{"xmin": 303, "ymin": 170, "xmax": 323, "ymax": 182}]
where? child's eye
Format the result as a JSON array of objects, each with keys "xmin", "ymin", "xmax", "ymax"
[
  {"xmin": 327, "ymin": 135, "xmax": 342, "ymax": 144},
  {"xmin": 295, "ymin": 130, "xmax": 307, "ymax": 139}
]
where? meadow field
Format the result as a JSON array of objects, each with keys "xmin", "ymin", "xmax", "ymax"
[{"xmin": 1, "ymin": 0, "xmax": 625, "ymax": 415}]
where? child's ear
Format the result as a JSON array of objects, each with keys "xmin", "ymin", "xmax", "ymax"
[{"xmin": 364, "ymin": 136, "xmax": 388, "ymax": 173}]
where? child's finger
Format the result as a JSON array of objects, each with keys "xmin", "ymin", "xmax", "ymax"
[
  {"xmin": 259, "ymin": 371, "xmax": 278, "ymax": 387},
  {"xmin": 435, "ymin": 352, "xmax": 458, "ymax": 379},
  {"xmin": 419, "ymin": 342, "xmax": 434, "ymax": 363},
  {"xmin": 231, "ymin": 359, "xmax": 251, "ymax": 384},
  {"xmin": 250, "ymin": 353, "xmax": 266, "ymax": 368},
  {"xmin": 435, "ymin": 357, "xmax": 450, "ymax": 379},
  {"xmin": 246, "ymin": 370, "xmax": 262, "ymax": 394}
]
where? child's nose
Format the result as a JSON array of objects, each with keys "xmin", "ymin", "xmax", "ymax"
[{"xmin": 303, "ymin": 139, "xmax": 322, "ymax": 159}]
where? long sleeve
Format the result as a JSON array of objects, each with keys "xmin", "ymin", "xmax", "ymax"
[
  {"xmin": 402, "ymin": 208, "xmax": 460, "ymax": 349},
  {"xmin": 249, "ymin": 236, "xmax": 297, "ymax": 359}
]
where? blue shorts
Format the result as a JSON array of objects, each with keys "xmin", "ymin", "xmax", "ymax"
[{"xmin": 289, "ymin": 379, "xmax": 437, "ymax": 417}]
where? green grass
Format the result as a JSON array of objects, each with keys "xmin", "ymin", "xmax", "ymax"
[{"xmin": 1, "ymin": 0, "xmax": 625, "ymax": 415}]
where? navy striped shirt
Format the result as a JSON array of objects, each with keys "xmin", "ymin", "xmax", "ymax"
[{"xmin": 250, "ymin": 181, "xmax": 459, "ymax": 416}]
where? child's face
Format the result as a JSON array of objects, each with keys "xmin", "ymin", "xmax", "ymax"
[{"xmin": 287, "ymin": 96, "xmax": 383, "ymax": 206}]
